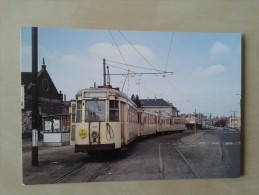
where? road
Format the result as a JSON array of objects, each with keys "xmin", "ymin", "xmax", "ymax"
[
  {"xmin": 22, "ymin": 129, "xmax": 241, "ymax": 184},
  {"xmin": 218, "ymin": 129, "xmax": 241, "ymax": 177},
  {"xmin": 178, "ymin": 128, "xmax": 240, "ymax": 178}
]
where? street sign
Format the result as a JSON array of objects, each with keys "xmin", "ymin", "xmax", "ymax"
[{"xmin": 32, "ymin": 129, "xmax": 38, "ymax": 147}]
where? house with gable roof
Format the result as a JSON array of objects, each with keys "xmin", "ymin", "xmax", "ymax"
[
  {"xmin": 140, "ymin": 98, "xmax": 179, "ymax": 117},
  {"xmin": 21, "ymin": 58, "xmax": 68, "ymax": 132}
]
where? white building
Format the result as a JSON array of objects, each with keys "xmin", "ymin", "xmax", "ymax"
[
  {"xmin": 140, "ymin": 98, "xmax": 179, "ymax": 117},
  {"xmin": 228, "ymin": 117, "xmax": 241, "ymax": 129}
]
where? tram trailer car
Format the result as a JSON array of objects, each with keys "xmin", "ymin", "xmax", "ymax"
[
  {"xmin": 70, "ymin": 86, "xmax": 186, "ymax": 153},
  {"xmin": 172, "ymin": 117, "xmax": 186, "ymax": 131},
  {"xmin": 140, "ymin": 111, "xmax": 158, "ymax": 136}
]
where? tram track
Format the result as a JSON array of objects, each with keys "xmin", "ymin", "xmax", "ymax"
[
  {"xmin": 49, "ymin": 152, "xmax": 140, "ymax": 184},
  {"xmin": 170, "ymin": 144, "xmax": 200, "ymax": 179},
  {"xmin": 158, "ymin": 142, "xmax": 200, "ymax": 179},
  {"xmin": 87, "ymin": 152, "xmax": 141, "ymax": 182},
  {"xmin": 157, "ymin": 132, "xmax": 201, "ymax": 180},
  {"xmin": 49, "ymin": 161, "xmax": 90, "ymax": 184},
  {"xmin": 50, "ymin": 131, "xmax": 202, "ymax": 183}
]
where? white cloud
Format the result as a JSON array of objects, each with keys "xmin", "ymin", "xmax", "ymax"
[
  {"xmin": 59, "ymin": 42, "xmax": 156, "ymax": 80},
  {"xmin": 89, "ymin": 42, "xmax": 155, "ymax": 66},
  {"xmin": 210, "ymin": 42, "xmax": 230, "ymax": 56},
  {"xmin": 57, "ymin": 42, "xmax": 156, "ymax": 99},
  {"xmin": 198, "ymin": 64, "xmax": 226, "ymax": 76}
]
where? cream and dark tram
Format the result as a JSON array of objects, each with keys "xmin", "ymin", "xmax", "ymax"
[{"xmin": 69, "ymin": 86, "xmax": 185, "ymax": 153}]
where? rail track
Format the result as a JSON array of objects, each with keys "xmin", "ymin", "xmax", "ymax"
[
  {"xmin": 157, "ymin": 131, "xmax": 205, "ymax": 180},
  {"xmin": 50, "ymin": 131, "xmax": 208, "ymax": 183},
  {"xmin": 49, "ymin": 152, "xmax": 140, "ymax": 184},
  {"xmin": 158, "ymin": 142, "xmax": 200, "ymax": 180}
]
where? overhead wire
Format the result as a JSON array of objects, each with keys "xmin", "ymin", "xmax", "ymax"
[
  {"xmin": 109, "ymin": 31, "xmax": 197, "ymax": 111},
  {"xmin": 108, "ymin": 30, "xmax": 131, "ymax": 93},
  {"xmin": 108, "ymin": 31, "xmax": 128, "ymax": 68},
  {"xmin": 161, "ymin": 32, "xmax": 198, "ymax": 111},
  {"xmin": 165, "ymin": 32, "xmax": 174, "ymax": 71},
  {"xmin": 118, "ymin": 30, "xmax": 158, "ymax": 70},
  {"xmin": 106, "ymin": 59, "xmax": 165, "ymax": 73}
]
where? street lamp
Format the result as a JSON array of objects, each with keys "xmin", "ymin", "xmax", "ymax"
[{"xmin": 236, "ymin": 93, "xmax": 241, "ymax": 130}]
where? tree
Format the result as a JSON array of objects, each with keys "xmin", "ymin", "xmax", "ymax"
[
  {"xmin": 131, "ymin": 94, "xmax": 136, "ymax": 101},
  {"xmin": 135, "ymin": 94, "xmax": 141, "ymax": 108},
  {"xmin": 131, "ymin": 94, "xmax": 141, "ymax": 108}
]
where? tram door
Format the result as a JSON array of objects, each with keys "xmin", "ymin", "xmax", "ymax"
[
  {"xmin": 89, "ymin": 122, "xmax": 100, "ymax": 144},
  {"xmin": 120, "ymin": 102, "xmax": 125, "ymax": 144}
]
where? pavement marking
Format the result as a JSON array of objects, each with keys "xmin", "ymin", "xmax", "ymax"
[
  {"xmin": 225, "ymin": 142, "xmax": 234, "ymax": 145},
  {"xmin": 217, "ymin": 131, "xmax": 239, "ymax": 134},
  {"xmin": 197, "ymin": 142, "xmax": 240, "ymax": 145}
]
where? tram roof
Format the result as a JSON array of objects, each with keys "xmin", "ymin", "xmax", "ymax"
[{"xmin": 76, "ymin": 87, "xmax": 129, "ymax": 99}]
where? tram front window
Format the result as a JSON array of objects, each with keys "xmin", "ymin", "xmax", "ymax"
[{"xmin": 85, "ymin": 100, "xmax": 105, "ymax": 122}]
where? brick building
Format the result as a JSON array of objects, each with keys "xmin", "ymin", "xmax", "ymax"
[{"xmin": 21, "ymin": 59, "xmax": 68, "ymax": 132}]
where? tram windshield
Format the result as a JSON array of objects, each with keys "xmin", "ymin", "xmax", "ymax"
[{"xmin": 85, "ymin": 100, "xmax": 105, "ymax": 122}]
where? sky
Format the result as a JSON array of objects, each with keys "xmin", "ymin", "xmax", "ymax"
[{"xmin": 21, "ymin": 27, "xmax": 241, "ymax": 117}]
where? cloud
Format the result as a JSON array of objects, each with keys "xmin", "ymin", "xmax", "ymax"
[
  {"xmin": 57, "ymin": 42, "xmax": 156, "ymax": 99},
  {"xmin": 198, "ymin": 64, "xmax": 226, "ymax": 76},
  {"xmin": 210, "ymin": 42, "xmax": 230, "ymax": 56},
  {"xmin": 89, "ymin": 42, "xmax": 155, "ymax": 65},
  {"xmin": 59, "ymin": 42, "xmax": 156, "ymax": 79}
]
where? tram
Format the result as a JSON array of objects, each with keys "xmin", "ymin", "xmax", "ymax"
[{"xmin": 70, "ymin": 86, "xmax": 186, "ymax": 153}]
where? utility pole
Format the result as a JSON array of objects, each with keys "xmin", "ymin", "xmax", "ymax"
[
  {"xmin": 103, "ymin": 58, "xmax": 106, "ymax": 87},
  {"xmin": 234, "ymin": 110, "xmax": 236, "ymax": 129},
  {"xmin": 31, "ymin": 27, "xmax": 39, "ymax": 166},
  {"xmin": 194, "ymin": 109, "xmax": 197, "ymax": 134}
]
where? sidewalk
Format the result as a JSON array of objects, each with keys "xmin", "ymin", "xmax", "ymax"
[
  {"xmin": 181, "ymin": 131, "xmax": 207, "ymax": 144},
  {"xmin": 22, "ymin": 139, "xmax": 61, "ymax": 153}
]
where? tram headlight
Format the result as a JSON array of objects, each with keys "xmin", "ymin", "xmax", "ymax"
[{"xmin": 91, "ymin": 131, "xmax": 98, "ymax": 139}]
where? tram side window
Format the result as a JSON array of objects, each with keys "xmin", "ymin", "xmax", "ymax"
[
  {"xmin": 109, "ymin": 100, "xmax": 119, "ymax": 122},
  {"xmin": 174, "ymin": 119, "xmax": 182, "ymax": 124},
  {"xmin": 128, "ymin": 106, "xmax": 137, "ymax": 123},
  {"xmin": 77, "ymin": 101, "xmax": 82, "ymax": 122},
  {"xmin": 71, "ymin": 104, "xmax": 76, "ymax": 123},
  {"xmin": 150, "ymin": 115, "xmax": 156, "ymax": 124}
]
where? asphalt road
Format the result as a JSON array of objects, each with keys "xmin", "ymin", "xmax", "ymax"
[
  {"xmin": 218, "ymin": 129, "xmax": 241, "ymax": 177},
  {"xmin": 22, "ymin": 129, "xmax": 241, "ymax": 184},
  {"xmin": 178, "ymin": 129, "xmax": 241, "ymax": 178}
]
